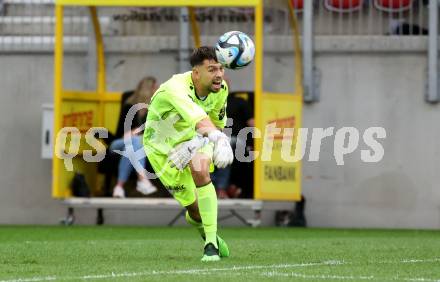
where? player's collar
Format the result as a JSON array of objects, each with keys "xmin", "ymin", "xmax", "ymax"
[{"xmin": 194, "ymin": 91, "xmax": 208, "ymax": 101}]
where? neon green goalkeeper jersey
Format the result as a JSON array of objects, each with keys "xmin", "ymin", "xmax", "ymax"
[{"xmin": 143, "ymin": 71, "xmax": 228, "ymax": 155}]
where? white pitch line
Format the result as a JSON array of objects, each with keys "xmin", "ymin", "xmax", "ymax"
[
  {"xmin": 401, "ymin": 258, "xmax": 440, "ymax": 264},
  {"xmin": 262, "ymin": 271, "xmax": 375, "ymax": 280},
  {"xmin": 261, "ymin": 271, "xmax": 440, "ymax": 282},
  {"xmin": 401, "ymin": 278, "xmax": 440, "ymax": 282},
  {"xmin": 0, "ymin": 278, "xmax": 57, "ymax": 282},
  {"xmin": 0, "ymin": 260, "xmax": 343, "ymax": 282},
  {"xmin": 2, "ymin": 258, "xmax": 439, "ymax": 282}
]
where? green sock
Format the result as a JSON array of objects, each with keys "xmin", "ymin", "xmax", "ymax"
[
  {"xmin": 197, "ymin": 182, "xmax": 218, "ymax": 248},
  {"xmin": 185, "ymin": 211, "xmax": 205, "ymax": 238}
]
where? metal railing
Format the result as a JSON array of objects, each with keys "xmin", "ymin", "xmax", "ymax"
[
  {"xmin": 301, "ymin": 0, "xmax": 436, "ymax": 103},
  {"xmin": 313, "ymin": 0, "xmax": 428, "ymax": 36},
  {"xmin": 0, "ymin": 0, "xmax": 429, "ymax": 49},
  {"xmin": 0, "ymin": 0, "xmax": 56, "ymax": 51}
]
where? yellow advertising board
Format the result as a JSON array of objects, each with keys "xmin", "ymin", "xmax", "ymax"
[
  {"xmin": 254, "ymin": 92, "xmax": 302, "ymax": 201},
  {"xmin": 52, "ymin": 91, "xmax": 121, "ymax": 198}
]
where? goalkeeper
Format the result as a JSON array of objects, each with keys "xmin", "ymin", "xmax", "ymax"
[{"xmin": 143, "ymin": 46, "xmax": 233, "ymax": 262}]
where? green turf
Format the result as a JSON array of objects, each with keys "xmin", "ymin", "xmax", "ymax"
[{"xmin": 0, "ymin": 226, "xmax": 439, "ymax": 281}]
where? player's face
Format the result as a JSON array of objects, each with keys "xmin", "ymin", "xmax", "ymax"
[{"xmin": 199, "ymin": 59, "xmax": 225, "ymax": 93}]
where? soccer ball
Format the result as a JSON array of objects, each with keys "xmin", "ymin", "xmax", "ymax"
[{"xmin": 215, "ymin": 31, "xmax": 255, "ymax": 70}]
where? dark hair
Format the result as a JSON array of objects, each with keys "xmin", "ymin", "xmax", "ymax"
[{"xmin": 189, "ymin": 46, "xmax": 217, "ymax": 67}]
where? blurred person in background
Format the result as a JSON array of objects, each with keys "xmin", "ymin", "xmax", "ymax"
[
  {"xmin": 211, "ymin": 78, "xmax": 254, "ymax": 198},
  {"xmin": 110, "ymin": 76, "xmax": 159, "ymax": 198}
]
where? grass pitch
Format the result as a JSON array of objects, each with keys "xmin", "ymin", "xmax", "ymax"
[{"xmin": 0, "ymin": 226, "xmax": 439, "ymax": 281}]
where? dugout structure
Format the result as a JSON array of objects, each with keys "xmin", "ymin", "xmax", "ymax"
[{"xmin": 53, "ymin": 0, "xmax": 303, "ymax": 201}]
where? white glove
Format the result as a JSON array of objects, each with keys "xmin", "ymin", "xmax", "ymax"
[
  {"xmin": 208, "ymin": 130, "xmax": 234, "ymax": 169},
  {"xmin": 168, "ymin": 135, "xmax": 209, "ymax": 170}
]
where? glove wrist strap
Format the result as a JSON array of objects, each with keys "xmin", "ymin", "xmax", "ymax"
[{"xmin": 207, "ymin": 130, "xmax": 224, "ymax": 143}]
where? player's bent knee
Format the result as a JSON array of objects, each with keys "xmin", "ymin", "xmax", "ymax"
[
  {"xmin": 191, "ymin": 169, "xmax": 211, "ymax": 187},
  {"xmin": 189, "ymin": 155, "xmax": 211, "ymax": 186},
  {"xmin": 193, "ymin": 172, "xmax": 211, "ymax": 187}
]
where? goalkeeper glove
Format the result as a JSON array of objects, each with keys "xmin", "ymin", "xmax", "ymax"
[
  {"xmin": 168, "ymin": 135, "xmax": 209, "ymax": 170},
  {"xmin": 208, "ymin": 130, "xmax": 234, "ymax": 169}
]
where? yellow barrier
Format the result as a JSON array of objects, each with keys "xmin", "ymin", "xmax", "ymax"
[
  {"xmin": 255, "ymin": 93, "xmax": 302, "ymax": 201},
  {"xmin": 254, "ymin": 1, "xmax": 304, "ymax": 201}
]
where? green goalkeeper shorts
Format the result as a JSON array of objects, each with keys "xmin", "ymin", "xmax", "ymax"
[{"xmin": 146, "ymin": 143, "xmax": 214, "ymax": 207}]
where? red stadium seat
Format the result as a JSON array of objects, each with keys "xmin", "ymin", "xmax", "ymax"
[
  {"xmin": 374, "ymin": 0, "xmax": 413, "ymax": 12},
  {"xmin": 325, "ymin": 0, "xmax": 363, "ymax": 12},
  {"xmin": 291, "ymin": 0, "xmax": 304, "ymax": 11}
]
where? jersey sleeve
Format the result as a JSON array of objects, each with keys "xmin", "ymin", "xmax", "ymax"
[
  {"xmin": 165, "ymin": 87, "xmax": 208, "ymax": 128},
  {"xmin": 208, "ymin": 83, "xmax": 228, "ymax": 129}
]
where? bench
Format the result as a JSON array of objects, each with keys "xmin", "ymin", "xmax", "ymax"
[{"xmin": 60, "ymin": 197, "xmax": 291, "ymax": 227}]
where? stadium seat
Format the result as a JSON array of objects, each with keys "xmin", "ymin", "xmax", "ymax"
[
  {"xmin": 324, "ymin": 0, "xmax": 363, "ymax": 12},
  {"xmin": 374, "ymin": 0, "xmax": 413, "ymax": 12},
  {"xmin": 290, "ymin": 0, "xmax": 304, "ymax": 11}
]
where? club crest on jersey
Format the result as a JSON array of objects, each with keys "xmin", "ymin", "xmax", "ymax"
[{"xmin": 219, "ymin": 104, "xmax": 226, "ymax": 120}]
